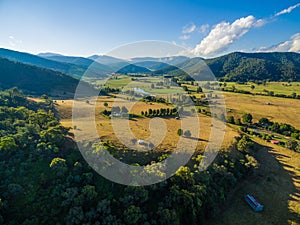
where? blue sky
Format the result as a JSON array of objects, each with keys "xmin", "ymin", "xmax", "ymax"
[{"xmin": 0, "ymin": 0, "xmax": 299, "ymax": 58}]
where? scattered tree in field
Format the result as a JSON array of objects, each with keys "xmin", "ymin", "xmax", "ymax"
[
  {"xmin": 259, "ymin": 117, "xmax": 270, "ymax": 125},
  {"xmin": 183, "ymin": 86, "xmax": 188, "ymax": 92},
  {"xmin": 235, "ymin": 118, "xmax": 242, "ymax": 125},
  {"xmin": 104, "ymin": 102, "xmax": 108, "ymax": 107},
  {"xmin": 121, "ymin": 106, "xmax": 128, "ymax": 113},
  {"xmin": 148, "ymin": 108, "xmax": 153, "ymax": 116},
  {"xmin": 196, "ymin": 86, "xmax": 202, "ymax": 93},
  {"xmin": 286, "ymin": 140, "xmax": 298, "ymax": 151},
  {"xmin": 227, "ymin": 116, "xmax": 235, "ymax": 124},
  {"xmin": 177, "ymin": 129, "xmax": 183, "ymax": 136},
  {"xmin": 250, "ymin": 85, "xmax": 255, "ymax": 90},
  {"xmin": 184, "ymin": 130, "xmax": 191, "ymax": 137},
  {"xmin": 111, "ymin": 106, "xmax": 121, "ymax": 114},
  {"xmin": 242, "ymin": 113, "xmax": 253, "ymax": 124}
]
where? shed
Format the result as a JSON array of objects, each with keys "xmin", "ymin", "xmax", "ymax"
[{"xmin": 245, "ymin": 194, "xmax": 264, "ymax": 212}]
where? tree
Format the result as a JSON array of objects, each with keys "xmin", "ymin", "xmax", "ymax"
[
  {"xmin": 237, "ymin": 136, "xmax": 254, "ymax": 153},
  {"xmin": 235, "ymin": 118, "xmax": 242, "ymax": 125},
  {"xmin": 123, "ymin": 205, "xmax": 142, "ymax": 225},
  {"xmin": 177, "ymin": 129, "xmax": 183, "ymax": 136},
  {"xmin": 227, "ymin": 116, "xmax": 235, "ymax": 124},
  {"xmin": 121, "ymin": 106, "xmax": 128, "ymax": 113},
  {"xmin": 104, "ymin": 102, "xmax": 108, "ymax": 107},
  {"xmin": 111, "ymin": 106, "xmax": 121, "ymax": 114},
  {"xmin": 259, "ymin": 117, "xmax": 270, "ymax": 125},
  {"xmin": 242, "ymin": 113, "xmax": 253, "ymax": 124},
  {"xmin": 151, "ymin": 83, "xmax": 155, "ymax": 89},
  {"xmin": 184, "ymin": 130, "xmax": 191, "ymax": 137},
  {"xmin": 0, "ymin": 137, "xmax": 17, "ymax": 153},
  {"xmin": 196, "ymin": 87, "xmax": 202, "ymax": 93},
  {"xmin": 250, "ymin": 85, "xmax": 255, "ymax": 91},
  {"xmin": 50, "ymin": 157, "xmax": 68, "ymax": 176},
  {"xmin": 285, "ymin": 140, "xmax": 298, "ymax": 151}
]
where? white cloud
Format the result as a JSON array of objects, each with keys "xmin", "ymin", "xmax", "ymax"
[
  {"xmin": 179, "ymin": 35, "xmax": 191, "ymax": 40},
  {"xmin": 182, "ymin": 24, "xmax": 196, "ymax": 34},
  {"xmin": 198, "ymin": 24, "xmax": 210, "ymax": 34},
  {"xmin": 8, "ymin": 36, "xmax": 22, "ymax": 47},
  {"xmin": 275, "ymin": 3, "xmax": 300, "ymax": 16},
  {"xmin": 258, "ymin": 33, "xmax": 300, "ymax": 53},
  {"xmin": 192, "ymin": 15, "xmax": 262, "ymax": 57}
]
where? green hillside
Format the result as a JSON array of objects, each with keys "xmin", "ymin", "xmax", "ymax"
[
  {"xmin": 0, "ymin": 57, "xmax": 91, "ymax": 96},
  {"xmin": 0, "ymin": 48, "xmax": 107, "ymax": 79},
  {"xmin": 41, "ymin": 55, "xmax": 113, "ymax": 76},
  {"xmin": 116, "ymin": 64, "xmax": 151, "ymax": 74},
  {"xmin": 153, "ymin": 52, "xmax": 300, "ymax": 82},
  {"xmin": 206, "ymin": 52, "xmax": 300, "ymax": 81}
]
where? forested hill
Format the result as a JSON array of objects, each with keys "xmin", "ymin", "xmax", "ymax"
[
  {"xmin": 205, "ymin": 52, "xmax": 300, "ymax": 82},
  {"xmin": 154, "ymin": 52, "xmax": 300, "ymax": 82},
  {"xmin": 0, "ymin": 57, "xmax": 91, "ymax": 96}
]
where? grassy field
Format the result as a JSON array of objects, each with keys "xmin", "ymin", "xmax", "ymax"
[
  {"xmin": 223, "ymin": 92, "xmax": 300, "ymax": 129},
  {"xmin": 224, "ymin": 81, "xmax": 300, "ymax": 96},
  {"xmin": 56, "ymin": 95, "xmax": 237, "ymax": 153}
]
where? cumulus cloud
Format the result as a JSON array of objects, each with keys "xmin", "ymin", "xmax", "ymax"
[
  {"xmin": 275, "ymin": 3, "xmax": 300, "ymax": 16},
  {"xmin": 258, "ymin": 33, "xmax": 300, "ymax": 53},
  {"xmin": 192, "ymin": 16, "xmax": 264, "ymax": 57},
  {"xmin": 179, "ymin": 35, "xmax": 191, "ymax": 40},
  {"xmin": 182, "ymin": 24, "xmax": 196, "ymax": 34}
]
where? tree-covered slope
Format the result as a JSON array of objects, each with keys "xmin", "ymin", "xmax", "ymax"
[
  {"xmin": 153, "ymin": 52, "xmax": 300, "ymax": 82},
  {"xmin": 0, "ymin": 57, "xmax": 91, "ymax": 95},
  {"xmin": 0, "ymin": 48, "xmax": 107, "ymax": 78},
  {"xmin": 116, "ymin": 64, "xmax": 151, "ymax": 74},
  {"xmin": 41, "ymin": 55, "xmax": 113, "ymax": 76},
  {"xmin": 205, "ymin": 52, "xmax": 300, "ymax": 81}
]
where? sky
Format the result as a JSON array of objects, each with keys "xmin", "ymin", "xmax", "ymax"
[{"xmin": 0, "ymin": 0, "xmax": 299, "ymax": 58}]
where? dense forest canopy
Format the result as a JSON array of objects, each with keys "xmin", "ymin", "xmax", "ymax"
[{"xmin": 0, "ymin": 88, "xmax": 258, "ymax": 225}]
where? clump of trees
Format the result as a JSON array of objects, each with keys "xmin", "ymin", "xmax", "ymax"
[{"xmin": 141, "ymin": 107, "xmax": 178, "ymax": 117}]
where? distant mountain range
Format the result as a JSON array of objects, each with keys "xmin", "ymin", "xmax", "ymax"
[{"xmin": 0, "ymin": 48, "xmax": 299, "ymax": 96}]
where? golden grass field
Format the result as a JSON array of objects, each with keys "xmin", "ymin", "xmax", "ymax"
[
  {"xmin": 56, "ymin": 95, "xmax": 237, "ymax": 152},
  {"xmin": 224, "ymin": 92, "xmax": 300, "ymax": 129}
]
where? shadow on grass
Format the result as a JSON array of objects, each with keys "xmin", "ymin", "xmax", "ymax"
[{"xmin": 209, "ymin": 140, "xmax": 300, "ymax": 225}]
